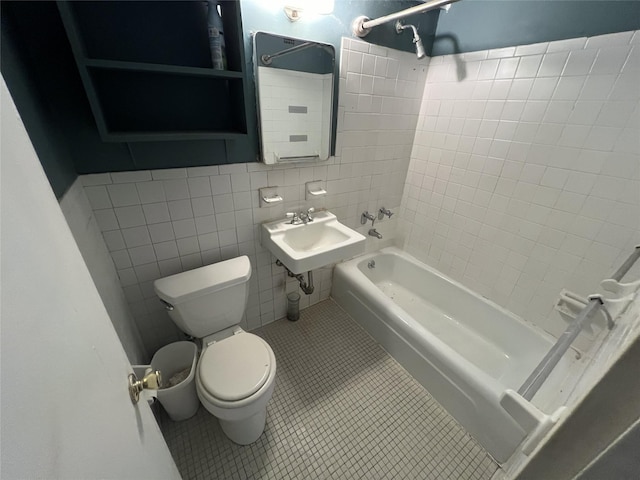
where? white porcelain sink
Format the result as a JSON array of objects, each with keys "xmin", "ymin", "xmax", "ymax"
[{"xmin": 261, "ymin": 211, "xmax": 366, "ymax": 274}]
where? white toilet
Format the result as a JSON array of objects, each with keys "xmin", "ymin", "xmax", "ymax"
[{"xmin": 153, "ymin": 256, "xmax": 276, "ymax": 445}]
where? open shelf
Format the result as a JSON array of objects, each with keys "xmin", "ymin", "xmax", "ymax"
[
  {"xmin": 57, "ymin": 0, "xmax": 250, "ymax": 143},
  {"xmin": 84, "ymin": 59, "xmax": 244, "ymax": 79},
  {"xmin": 103, "ymin": 131, "xmax": 249, "ymax": 143},
  {"xmin": 70, "ymin": 1, "xmax": 218, "ymax": 69},
  {"xmin": 89, "ymin": 68, "xmax": 246, "ymax": 138}
]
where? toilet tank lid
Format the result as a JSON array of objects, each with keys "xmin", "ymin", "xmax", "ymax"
[{"xmin": 154, "ymin": 256, "xmax": 251, "ymax": 304}]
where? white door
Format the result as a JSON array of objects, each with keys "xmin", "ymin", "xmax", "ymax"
[{"xmin": 0, "ymin": 78, "xmax": 181, "ymax": 479}]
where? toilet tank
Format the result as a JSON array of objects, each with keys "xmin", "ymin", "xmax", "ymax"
[{"xmin": 154, "ymin": 256, "xmax": 251, "ymax": 338}]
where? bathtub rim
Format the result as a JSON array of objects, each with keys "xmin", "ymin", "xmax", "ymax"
[{"xmin": 340, "ymin": 246, "xmax": 564, "ymax": 353}]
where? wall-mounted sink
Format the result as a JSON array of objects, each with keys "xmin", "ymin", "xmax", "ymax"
[{"xmin": 261, "ymin": 211, "xmax": 366, "ymax": 274}]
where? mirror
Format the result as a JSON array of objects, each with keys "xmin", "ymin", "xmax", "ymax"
[{"xmin": 253, "ymin": 32, "xmax": 335, "ymax": 165}]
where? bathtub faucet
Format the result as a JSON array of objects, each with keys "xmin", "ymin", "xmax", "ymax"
[
  {"xmin": 368, "ymin": 229, "xmax": 383, "ymax": 239},
  {"xmin": 378, "ymin": 207, "xmax": 393, "ymax": 220},
  {"xmin": 361, "ymin": 211, "xmax": 376, "ymax": 225}
]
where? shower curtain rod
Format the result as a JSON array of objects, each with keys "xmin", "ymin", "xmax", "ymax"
[
  {"xmin": 352, "ymin": 0, "xmax": 460, "ymax": 37},
  {"xmin": 518, "ymin": 245, "xmax": 640, "ymax": 401}
]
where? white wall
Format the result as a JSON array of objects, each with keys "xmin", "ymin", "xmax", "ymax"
[
  {"xmin": 60, "ymin": 179, "xmax": 147, "ymax": 363},
  {"xmin": 75, "ymin": 38, "xmax": 425, "ymax": 355},
  {"xmin": 400, "ymin": 30, "xmax": 640, "ymax": 350}
]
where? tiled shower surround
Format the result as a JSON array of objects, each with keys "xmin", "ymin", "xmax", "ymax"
[
  {"xmin": 400, "ymin": 30, "xmax": 640, "ymax": 351},
  {"xmin": 74, "ymin": 38, "xmax": 426, "ymax": 356}
]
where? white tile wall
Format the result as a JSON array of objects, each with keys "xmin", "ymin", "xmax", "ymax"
[
  {"xmin": 400, "ymin": 30, "xmax": 640, "ymax": 350},
  {"xmin": 60, "ymin": 179, "xmax": 148, "ymax": 363},
  {"xmin": 78, "ymin": 37, "xmax": 425, "ymax": 356}
]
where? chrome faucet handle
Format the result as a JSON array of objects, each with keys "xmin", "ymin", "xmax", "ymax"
[
  {"xmin": 378, "ymin": 207, "xmax": 393, "ymax": 220},
  {"xmin": 361, "ymin": 211, "xmax": 375, "ymax": 225},
  {"xmin": 286, "ymin": 212, "xmax": 302, "ymax": 225},
  {"xmin": 306, "ymin": 207, "xmax": 315, "ymax": 222}
]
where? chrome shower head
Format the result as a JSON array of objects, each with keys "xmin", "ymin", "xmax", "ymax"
[
  {"xmin": 414, "ymin": 36, "xmax": 426, "ymax": 59},
  {"xmin": 396, "ymin": 21, "xmax": 426, "ymax": 59}
]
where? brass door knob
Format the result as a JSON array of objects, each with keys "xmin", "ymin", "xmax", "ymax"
[{"xmin": 128, "ymin": 370, "xmax": 162, "ymax": 404}]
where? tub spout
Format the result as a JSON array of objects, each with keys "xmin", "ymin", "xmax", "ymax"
[{"xmin": 368, "ymin": 229, "xmax": 383, "ymax": 239}]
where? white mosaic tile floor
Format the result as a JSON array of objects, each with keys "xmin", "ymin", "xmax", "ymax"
[{"xmin": 158, "ymin": 299, "xmax": 498, "ymax": 479}]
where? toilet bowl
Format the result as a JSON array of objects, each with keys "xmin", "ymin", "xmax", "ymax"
[
  {"xmin": 154, "ymin": 256, "xmax": 276, "ymax": 445},
  {"xmin": 196, "ymin": 330, "xmax": 276, "ymax": 444}
]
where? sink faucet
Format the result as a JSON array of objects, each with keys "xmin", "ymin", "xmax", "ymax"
[
  {"xmin": 286, "ymin": 207, "xmax": 315, "ymax": 225},
  {"xmin": 368, "ymin": 229, "xmax": 383, "ymax": 239}
]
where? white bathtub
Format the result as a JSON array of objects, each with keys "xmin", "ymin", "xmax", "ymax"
[{"xmin": 332, "ymin": 247, "xmax": 574, "ymax": 463}]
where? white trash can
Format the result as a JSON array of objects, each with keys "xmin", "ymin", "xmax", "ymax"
[{"xmin": 151, "ymin": 341, "xmax": 200, "ymax": 421}]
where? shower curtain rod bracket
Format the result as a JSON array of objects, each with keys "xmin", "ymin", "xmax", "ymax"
[{"xmin": 351, "ymin": 15, "xmax": 371, "ymax": 38}]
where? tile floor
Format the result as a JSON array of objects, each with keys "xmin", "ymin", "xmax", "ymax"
[{"xmin": 158, "ymin": 299, "xmax": 498, "ymax": 479}]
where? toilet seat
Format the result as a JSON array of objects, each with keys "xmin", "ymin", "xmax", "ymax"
[{"xmin": 199, "ymin": 332, "xmax": 272, "ymax": 402}]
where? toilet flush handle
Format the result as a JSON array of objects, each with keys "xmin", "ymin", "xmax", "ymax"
[{"xmin": 159, "ymin": 298, "xmax": 174, "ymax": 311}]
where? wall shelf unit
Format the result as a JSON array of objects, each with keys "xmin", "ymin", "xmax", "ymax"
[{"xmin": 57, "ymin": 0, "xmax": 251, "ymax": 144}]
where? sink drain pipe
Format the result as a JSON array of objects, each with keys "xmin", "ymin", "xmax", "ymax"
[{"xmin": 276, "ymin": 259, "xmax": 315, "ymax": 295}]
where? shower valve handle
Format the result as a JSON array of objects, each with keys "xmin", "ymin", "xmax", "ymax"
[
  {"xmin": 361, "ymin": 211, "xmax": 376, "ymax": 225},
  {"xmin": 378, "ymin": 207, "xmax": 394, "ymax": 220}
]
